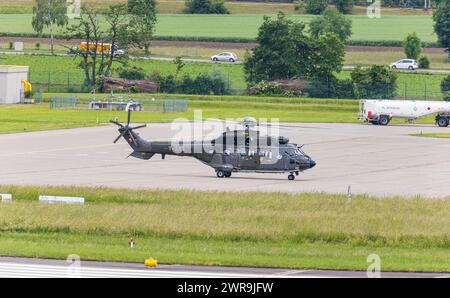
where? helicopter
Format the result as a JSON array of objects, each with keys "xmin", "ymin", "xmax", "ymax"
[{"xmin": 110, "ymin": 104, "xmax": 316, "ymax": 181}]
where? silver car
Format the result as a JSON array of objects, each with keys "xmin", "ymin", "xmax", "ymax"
[
  {"xmin": 390, "ymin": 59, "xmax": 418, "ymax": 70},
  {"xmin": 211, "ymin": 52, "xmax": 237, "ymax": 63}
]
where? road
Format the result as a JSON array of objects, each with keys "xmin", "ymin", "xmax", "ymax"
[
  {"xmin": 0, "ymin": 257, "xmax": 447, "ymax": 278},
  {"xmin": 1, "ymin": 122, "xmax": 450, "ymax": 198},
  {"xmin": 1, "ymin": 51, "xmax": 449, "ymax": 74}
]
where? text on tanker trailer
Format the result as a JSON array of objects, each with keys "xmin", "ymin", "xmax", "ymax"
[{"xmin": 359, "ymin": 100, "xmax": 450, "ymax": 127}]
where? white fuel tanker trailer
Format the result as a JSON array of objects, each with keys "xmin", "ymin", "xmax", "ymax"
[{"xmin": 359, "ymin": 100, "xmax": 450, "ymax": 127}]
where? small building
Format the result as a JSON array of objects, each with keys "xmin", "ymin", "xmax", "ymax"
[{"xmin": 0, "ymin": 65, "xmax": 29, "ymax": 104}]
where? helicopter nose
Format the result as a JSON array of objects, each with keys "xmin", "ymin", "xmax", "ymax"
[{"xmin": 309, "ymin": 159, "xmax": 316, "ymax": 168}]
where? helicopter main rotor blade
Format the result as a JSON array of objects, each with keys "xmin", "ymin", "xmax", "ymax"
[
  {"xmin": 130, "ymin": 124, "xmax": 147, "ymax": 130},
  {"xmin": 113, "ymin": 131, "xmax": 126, "ymax": 144},
  {"xmin": 109, "ymin": 120, "xmax": 124, "ymax": 127}
]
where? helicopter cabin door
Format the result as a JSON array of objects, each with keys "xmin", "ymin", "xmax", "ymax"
[{"xmin": 238, "ymin": 150, "xmax": 260, "ymax": 170}]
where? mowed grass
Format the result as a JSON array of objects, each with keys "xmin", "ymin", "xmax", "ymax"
[
  {"xmin": 0, "ymin": 96, "xmax": 359, "ymax": 134},
  {"xmin": 0, "ymin": 54, "xmax": 247, "ymax": 91},
  {"xmin": 412, "ymin": 133, "xmax": 450, "ymax": 139},
  {"xmin": 0, "ymin": 185, "xmax": 449, "ymax": 272},
  {"xmin": 0, "ymin": 14, "xmax": 437, "ymax": 43},
  {"xmin": 0, "ymin": 54, "xmax": 446, "ymax": 98}
]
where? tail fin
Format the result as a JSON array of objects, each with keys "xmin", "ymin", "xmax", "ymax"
[{"xmin": 110, "ymin": 103, "xmax": 148, "ymax": 151}]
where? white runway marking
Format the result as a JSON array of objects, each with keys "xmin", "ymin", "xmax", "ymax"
[{"xmin": 0, "ymin": 262, "xmax": 309, "ymax": 278}]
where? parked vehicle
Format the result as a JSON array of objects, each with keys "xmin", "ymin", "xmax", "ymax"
[
  {"xmin": 359, "ymin": 99, "xmax": 450, "ymax": 127},
  {"xmin": 211, "ymin": 52, "xmax": 237, "ymax": 62},
  {"xmin": 76, "ymin": 42, "xmax": 124, "ymax": 57},
  {"xmin": 389, "ymin": 59, "xmax": 418, "ymax": 70}
]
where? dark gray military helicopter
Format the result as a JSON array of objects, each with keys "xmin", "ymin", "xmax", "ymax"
[{"xmin": 111, "ymin": 106, "xmax": 316, "ymax": 180}]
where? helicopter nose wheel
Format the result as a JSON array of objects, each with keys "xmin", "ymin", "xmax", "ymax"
[{"xmin": 288, "ymin": 174, "xmax": 295, "ymax": 181}]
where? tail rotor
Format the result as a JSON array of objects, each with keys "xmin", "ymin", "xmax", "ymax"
[{"xmin": 110, "ymin": 103, "xmax": 147, "ymax": 146}]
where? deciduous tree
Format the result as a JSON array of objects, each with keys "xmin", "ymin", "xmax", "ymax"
[{"xmin": 32, "ymin": 0, "xmax": 68, "ymax": 55}]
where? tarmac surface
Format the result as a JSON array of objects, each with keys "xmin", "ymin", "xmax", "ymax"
[
  {"xmin": 0, "ymin": 257, "xmax": 448, "ymax": 278},
  {"xmin": 1, "ymin": 122, "xmax": 450, "ymax": 198}
]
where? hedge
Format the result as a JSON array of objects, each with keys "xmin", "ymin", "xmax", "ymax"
[{"xmin": 0, "ymin": 32, "xmax": 440, "ymax": 48}]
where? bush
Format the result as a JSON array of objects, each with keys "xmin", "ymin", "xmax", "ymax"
[
  {"xmin": 309, "ymin": 9, "xmax": 353, "ymax": 43},
  {"xmin": 351, "ymin": 65, "xmax": 398, "ymax": 99},
  {"xmin": 301, "ymin": 0, "xmax": 328, "ymax": 15},
  {"xmin": 418, "ymin": 56, "xmax": 430, "ymax": 69},
  {"xmin": 35, "ymin": 42, "xmax": 41, "ymax": 50},
  {"xmin": 308, "ymin": 76, "xmax": 356, "ymax": 99},
  {"xmin": 248, "ymin": 81, "xmax": 285, "ymax": 96},
  {"xmin": 335, "ymin": 0, "xmax": 354, "ymax": 14},
  {"xmin": 403, "ymin": 32, "xmax": 422, "ymax": 60},
  {"xmin": 127, "ymin": 0, "xmax": 156, "ymax": 13},
  {"xmin": 118, "ymin": 67, "xmax": 147, "ymax": 80},
  {"xmin": 149, "ymin": 69, "xmax": 232, "ymax": 95},
  {"xmin": 185, "ymin": 0, "xmax": 229, "ymax": 14}
]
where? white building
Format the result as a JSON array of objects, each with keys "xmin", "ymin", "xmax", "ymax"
[{"xmin": 0, "ymin": 65, "xmax": 29, "ymax": 104}]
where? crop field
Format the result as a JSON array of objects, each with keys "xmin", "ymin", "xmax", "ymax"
[
  {"xmin": 0, "ymin": 14, "xmax": 437, "ymax": 43},
  {"xmin": 0, "ymin": 0, "xmax": 435, "ymax": 15},
  {"xmin": 0, "ymin": 185, "xmax": 449, "ymax": 272}
]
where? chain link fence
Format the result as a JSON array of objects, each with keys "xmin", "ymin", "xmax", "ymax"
[{"xmin": 28, "ymin": 70, "xmax": 448, "ymax": 101}]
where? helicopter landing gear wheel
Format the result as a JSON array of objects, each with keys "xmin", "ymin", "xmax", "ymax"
[
  {"xmin": 288, "ymin": 174, "xmax": 295, "ymax": 181},
  {"xmin": 216, "ymin": 170, "xmax": 226, "ymax": 178},
  {"xmin": 224, "ymin": 172, "xmax": 232, "ymax": 178}
]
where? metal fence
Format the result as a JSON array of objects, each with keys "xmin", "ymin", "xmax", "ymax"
[
  {"xmin": 50, "ymin": 95, "xmax": 78, "ymax": 109},
  {"xmin": 28, "ymin": 70, "xmax": 448, "ymax": 101}
]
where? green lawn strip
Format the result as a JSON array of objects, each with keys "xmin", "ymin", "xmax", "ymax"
[
  {"xmin": 0, "ymin": 96, "xmax": 361, "ymax": 134},
  {"xmin": 0, "ymin": 185, "xmax": 449, "ymax": 272},
  {"xmin": 0, "ymin": 93, "xmax": 443, "ymax": 134},
  {"xmin": 412, "ymin": 133, "xmax": 450, "ymax": 139},
  {"xmin": 0, "ymin": 232, "xmax": 449, "ymax": 272}
]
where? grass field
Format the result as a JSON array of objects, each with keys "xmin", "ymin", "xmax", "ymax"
[
  {"xmin": 0, "ymin": 185, "xmax": 449, "ymax": 272},
  {"xmin": 0, "ymin": 92, "xmax": 443, "ymax": 134},
  {"xmin": 413, "ymin": 133, "xmax": 450, "ymax": 139},
  {"xmin": 0, "ymin": 54, "xmax": 445, "ymax": 98},
  {"xmin": 0, "ymin": 1, "xmax": 436, "ymax": 15},
  {"xmin": 0, "ymin": 14, "xmax": 437, "ymax": 43},
  {"xmin": 0, "ymin": 96, "xmax": 360, "ymax": 134}
]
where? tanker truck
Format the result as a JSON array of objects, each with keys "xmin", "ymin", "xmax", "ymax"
[{"xmin": 359, "ymin": 100, "xmax": 450, "ymax": 127}]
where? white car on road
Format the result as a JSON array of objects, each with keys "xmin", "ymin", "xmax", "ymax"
[
  {"xmin": 211, "ymin": 52, "xmax": 237, "ymax": 63},
  {"xmin": 390, "ymin": 59, "xmax": 418, "ymax": 70}
]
